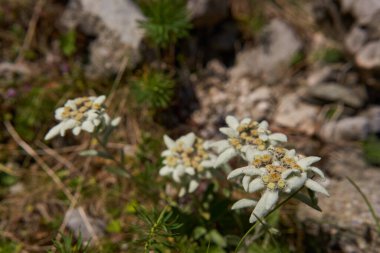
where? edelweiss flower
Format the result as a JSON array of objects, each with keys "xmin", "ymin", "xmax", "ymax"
[
  {"xmin": 159, "ymin": 133, "xmax": 216, "ymax": 196},
  {"xmin": 45, "ymin": 95, "xmax": 120, "ymax": 140},
  {"xmin": 228, "ymin": 147, "xmax": 329, "ymax": 223},
  {"xmin": 213, "ymin": 116, "xmax": 287, "ymax": 167}
]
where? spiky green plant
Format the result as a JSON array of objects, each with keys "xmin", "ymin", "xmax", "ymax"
[
  {"xmin": 49, "ymin": 233, "xmax": 90, "ymax": 253},
  {"xmin": 138, "ymin": 0, "xmax": 192, "ymax": 48},
  {"xmin": 130, "ymin": 70, "xmax": 175, "ymax": 109}
]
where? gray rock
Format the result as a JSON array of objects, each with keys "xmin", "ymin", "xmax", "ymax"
[
  {"xmin": 319, "ymin": 116, "xmax": 370, "ymax": 142},
  {"xmin": 306, "ymin": 82, "xmax": 367, "ymax": 108},
  {"xmin": 62, "ymin": 0, "xmax": 145, "ymax": 77},
  {"xmin": 273, "ymin": 94, "xmax": 320, "ymax": 135},
  {"xmin": 345, "ymin": 26, "xmax": 368, "ymax": 54},
  {"xmin": 356, "ymin": 41, "xmax": 380, "ymax": 70},
  {"xmin": 297, "ymin": 166, "xmax": 380, "ymax": 253},
  {"xmin": 65, "ymin": 207, "xmax": 105, "ymax": 242},
  {"xmin": 366, "ymin": 106, "xmax": 380, "ymax": 133},
  {"xmin": 230, "ymin": 19, "xmax": 302, "ymax": 83},
  {"xmin": 187, "ymin": 0, "xmax": 229, "ymax": 27},
  {"xmin": 340, "ymin": 0, "xmax": 380, "ymax": 25}
]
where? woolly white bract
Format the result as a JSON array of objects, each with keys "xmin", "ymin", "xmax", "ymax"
[
  {"xmin": 213, "ymin": 115, "xmax": 329, "ymax": 224},
  {"xmin": 228, "ymin": 147, "xmax": 328, "ymax": 223},
  {"xmin": 212, "ymin": 116, "xmax": 287, "ymax": 167},
  {"xmin": 45, "ymin": 95, "xmax": 120, "ymax": 140},
  {"xmin": 159, "ymin": 133, "xmax": 216, "ymax": 197}
]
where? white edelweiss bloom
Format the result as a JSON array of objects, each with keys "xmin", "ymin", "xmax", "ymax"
[
  {"xmin": 228, "ymin": 147, "xmax": 329, "ymax": 223},
  {"xmin": 44, "ymin": 95, "xmax": 117, "ymax": 140},
  {"xmin": 159, "ymin": 133, "xmax": 217, "ymax": 196},
  {"xmin": 213, "ymin": 116, "xmax": 287, "ymax": 167}
]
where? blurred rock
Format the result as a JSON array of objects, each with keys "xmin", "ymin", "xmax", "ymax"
[
  {"xmin": 345, "ymin": 26, "xmax": 368, "ymax": 54},
  {"xmin": 187, "ymin": 0, "xmax": 229, "ymax": 27},
  {"xmin": 230, "ymin": 19, "xmax": 302, "ymax": 84},
  {"xmin": 340, "ymin": 0, "xmax": 380, "ymax": 25},
  {"xmin": 297, "ymin": 166, "xmax": 380, "ymax": 253},
  {"xmin": 366, "ymin": 106, "xmax": 380, "ymax": 133},
  {"xmin": 62, "ymin": 0, "xmax": 145, "ymax": 77},
  {"xmin": 65, "ymin": 207, "xmax": 105, "ymax": 242},
  {"xmin": 305, "ymin": 82, "xmax": 367, "ymax": 108},
  {"xmin": 319, "ymin": 116, "xmax": 370, "ymax": 142},
  {"xmin": 273, "ymin": 94, "xmax": 319, "ymax": 135},
  {"xmin": 356, "ymin": 41, "xmax": 380, "ymax": 70}
]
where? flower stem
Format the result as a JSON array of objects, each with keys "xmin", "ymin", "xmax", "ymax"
[{"xmin": 234, "ymin": 187, "xmax": 303, "ymax": 252}]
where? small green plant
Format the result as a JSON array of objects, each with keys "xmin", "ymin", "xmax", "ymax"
[
  {"xmin": 60, "ymin": 29, "xmax": 77, "ymax": 57},
  {"xmin": 130, "ymin": 70, "xmax": 175, "ymax": 109},
  {"xmin": 50, "ymin": 233, "xmax": 90, "ymax": 253},
  {"xmin": 134, "ymin": 206, "xmax": 183, "ymax": 252},
  {"xmin": 363, "ymin": 135, "xmax": 380, "ymax": 166},
  {"xmin": 138, "ymin": 0, "xmax": 192, "ymax": 48},
  {"xmin": 312, "ymin": 47, "xmax": 345, "ymax": 63}
]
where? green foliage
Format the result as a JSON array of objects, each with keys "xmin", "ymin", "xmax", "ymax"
[
  {"xmin": 131, "ymin": 70, "xmax": 175, "ymax": 110},
  {"xmin": 50, "ymin": 233, "xmax": 90, "ymax": 253},
  {"xmin": 0, "ymin": 239, "xmax": 21, "ymax": 253},
  {"xmin": 60, "ymin": 29, "xmax": 77, "ymax": 57},
  {"xmin": 363, "ymin": 135, "xmax": 380, "ymax": 166},
  {"xmin": 134, "ymin": 206, "xmax": 183, "ymax": 252},
  {"xmin": 312, "ymin": 47, "xmax": 345, "ymax": 63},
  {"xmin": 138, "ymin": 0, "xmax": 192, "ymax": 48}
]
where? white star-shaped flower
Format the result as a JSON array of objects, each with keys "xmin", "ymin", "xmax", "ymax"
[
  {"xmin": 212, "ymin": 116, "xmax": 287, "ymax": 167},
  {"xmin": 228, "ymin": 147, "xmax": 328, "ymax": 223},
  {"xmin": 159, "ymin": 133, "xmax": 216, "ymax": 196},
  {"xmin": 45, "ymin": 95, "xmax": 120, "ymax": 140}
]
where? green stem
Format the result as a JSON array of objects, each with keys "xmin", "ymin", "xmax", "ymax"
[
  {"xmin": 94, "ymin": 135, "xmax": 131, "ymax": 178},
  {"xmin": 347, "ymin": 176, "xmax": 380, "ymax": 233},
  {"xmin": 144, "ymin": 206, "xmax": 169, "ymax": 252},
  {"xmin": 234, "ymin": 187, "xmax": 303, "ymax": 253}
]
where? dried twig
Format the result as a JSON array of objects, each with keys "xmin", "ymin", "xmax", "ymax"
[{"xmin": 4, "ymin": 121, "xmax": 75, "ymax": 202}]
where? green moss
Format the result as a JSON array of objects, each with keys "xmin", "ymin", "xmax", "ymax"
[{"xmin": 363, "ymin": 135, "xmax": 380, "ymax": 166}]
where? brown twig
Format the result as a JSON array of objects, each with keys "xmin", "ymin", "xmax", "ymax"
[
  {"xmin": 4, "ymin": 121, "xmax": 75, "ymax": 203},
  {"xmin": 16, "ymin": 0, "xmax": 46, "ymax": 63}
]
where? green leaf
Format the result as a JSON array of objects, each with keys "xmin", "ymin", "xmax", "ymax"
[
  {"xmin": 105, "ymin": 167, "xmax": 130, "ymax": 177},
  {"xmin": 106, "ymin": 219, "xmax": 122, "ymax": 233},
  {"xmin": 193, "ymin": 226, "xmax": 207, "ymax": 240},
  {"xmin": 207, "ymin": 230, "xmax": 227, "ymax": 248},
  {"xmin": 294, "ymin": 192, "xmax": 322, "ymax": 212}
]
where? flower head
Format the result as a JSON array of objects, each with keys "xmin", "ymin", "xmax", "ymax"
[
  {"xmin": 45, "ymin": 95, "xmax": 120, "ymax": 140},
  {"xmin": 159, "ymin": 132, "xmax": 216, "ymax": 196},
  {"xmin": 213, "ymin": 116, "xmax": 287, "ymax": 167},
  {"xmin": 228, "ymin": 147, "xmax": 329, "ymax": 223}
]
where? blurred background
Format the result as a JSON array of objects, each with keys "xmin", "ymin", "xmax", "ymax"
[{"xmin": 0, "ymin": 0, "xmax": 380, "ymax": 252}]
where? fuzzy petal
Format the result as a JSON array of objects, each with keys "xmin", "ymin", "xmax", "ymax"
[
  {"xmin": 231, "ymin": 199, "xmax": 257, "ymax": 210},
  {"xmin": 226, "ymin": 115, "xmax": 239, "ymax": 130},
  {"xmin": 72, "ymin": 126, "xmax": 81, "ymax": 136},
  {"xmin": 245, "ymin": 167, "xmax": 264, "ymax": 177},
  {"xmin": 259, "ymin": 134, "xmax": 269, "ymax": 141},
  {"xmin": 241, "ymin": 118, "xmax": 252, "ymax": 125},
  {"xmin": 188, "ymin": 180, "xmax": 199, "ymax": 193},
  {"xmin": 161, "ymin": 150, "xmax": 172, "ymax": 157},
  {"xmin": 219, "ymin": 127, "xmax": 237, "ymax": 137},
  {"xmin": 284, "ymin": 173, "xmax": 307, "ymax": 193},
  {"xmin": 258, "ymin": 121, "xmax": 268, "ymax": 130},
  {"xmin": 178, "ymin": 187, "xmax": 186, "ymax": 197},
  {"xmin": 248, "ymin": 178, "xmax": 265, "ymax": 193},
  {"xmin": 172, "ymin": 167, "xmax": 185, "ymax": 183},
  {"xmin": 210, "ymin": 140, "xmax": 231, "ymax": 154},
  {"xmin": 305, "ymin": 179, "xmax": 329, "ymax": 196},
  {"xmin": 249, "ymin": 190, "xmax": 269, "ymax": 223},
  {"xmin": 281, "ymin": 169, "xmax": 300, "ymax": 179},
  {"xmin": 265, "ymin": 191, "xmax": 279, "ymax": 210},
  {"xmin": 44, "ymin": 124, "xmax": 62, "ymax": 140},
  {"xmin": 182, "ymin": 132, "xmax": 196, "ymax": 147},
  {"xmin": 159, "ymin": 166, "xmax": 174, "ymax": 176},
  {"xmin": 94, "ymin": 95, "xmax": 106, "ymax": 104},
  {"xmin": 242, "ymin": 175, "xmax": 251, "ymax": 191},
  {"xmin": 54, "ymin": 107, "xmax": 64, "ymax": 120},
  {"xmin": 269, "ymin": 133, "xmax": 287, "ymax": 143},
  {"xmin": 185, "ymin": 167, "xmax": 195, "ymax": 175},
  {"xmin": 215, "ymin": 148, "xmax": 237, "ymax": 167},
  {"xmin": 82, "ymin": 121, "xmax": 95, "ymax": 133},
  {"xmin": 227, "ymin": 168, "xmax": 244, "ymax": 180},
  {"xmin": 163, "ymin": 135, "xmax": 175, "ymax": 149},
  {"xmin": 297, "ymin": 156, "xmax": 321, "ymax": 168},
  {"xmin": 111, "ymin": 117, "xmax": 121, "ymax": 126},
  {"xmin": 308, "ymin": 166, "xmax": 325, "ymax": 178}
]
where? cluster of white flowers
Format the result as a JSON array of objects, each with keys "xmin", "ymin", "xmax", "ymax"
[
  {"xmin": 159, "ymin": 133, "xmax": 216, "ymax": 197},
  {"xmin": 214, "ymin": 116, "xmax": 329, "ymax": 223},
  {"xmin": 44, "ymin": 95, "xmax": 120, "ymax": 140}
]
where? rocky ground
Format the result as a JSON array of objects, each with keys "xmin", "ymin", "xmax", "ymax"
[{"xmin": 1, "ymin": 0, "xmax": 380, "ymax": 252}]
